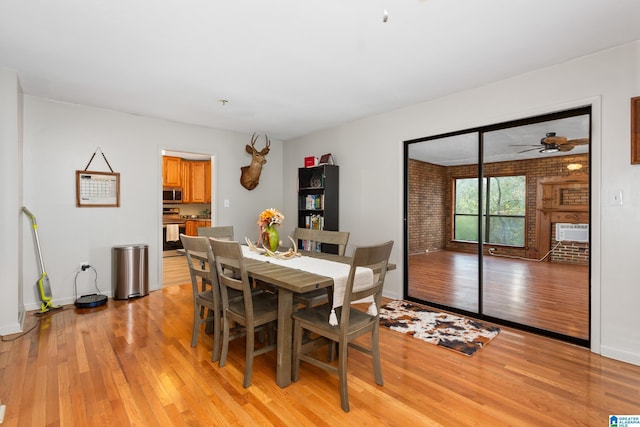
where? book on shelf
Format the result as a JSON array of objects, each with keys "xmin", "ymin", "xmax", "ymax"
[
  {"xmin": 304, "ymin": 156, "xmax": 318, "ymax": 167},
  {"xmin": 300, "ymin": 239, "xmax": 322, "ymax": 252},
  {"xmin": 305, "ymin": 194, "xmax": 324, "ymax": 210},
  {"xmin": 318, "ymin": 153, "xmax": 334, "ymax": 165},
  {"xmin": 304, "ymin": 214, "xmax": 324, "ymax": 230}
]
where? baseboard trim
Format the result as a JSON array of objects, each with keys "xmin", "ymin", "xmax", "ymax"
[{"xmin": 601, "ymin": 345, "xmax": 640, "ymax": 366}]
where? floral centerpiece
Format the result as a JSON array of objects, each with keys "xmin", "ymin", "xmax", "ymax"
[{"xmin": 258, "ymin": 208, "xmax": 284, "ymax": 252}]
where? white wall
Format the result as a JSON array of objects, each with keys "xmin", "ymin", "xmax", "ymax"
[
  {"xmin": 283, "ymin": 41, "xmax": 640, "ymax": 365},
  {"xmin": 17, "ymin": 96, "xmax": 282, "ymax": 311},
  {"xmin": 0, "ymin": 68, "xmax": 24, "ymax": 335}
]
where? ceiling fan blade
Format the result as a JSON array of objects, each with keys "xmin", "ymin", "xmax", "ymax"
[
  {"xmin": 542, "ymin": 135, "xmax": 568, "ymax": 145},
  {"xmin": 557, "ymin": 144, "xmax": 574, "ymax": 152},
  {"xmin": 516, "ymin": 147, "xmax": 540, "ymax": 154},
  {"xmin": 566, "ymin": 138, "xmax": 589, "ymax": 145}
]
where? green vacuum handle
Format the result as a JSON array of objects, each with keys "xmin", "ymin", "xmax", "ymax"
[{"xmin": 22, "ymin": 206, "xmax": 37, "ymax": 225}]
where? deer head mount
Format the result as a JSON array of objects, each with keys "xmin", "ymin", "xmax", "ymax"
[{"xmin": 240, "ymin": 133, "xmax": 271, "ymax": 190}]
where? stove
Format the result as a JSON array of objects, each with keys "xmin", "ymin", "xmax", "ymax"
[
  {"xmin": 163, "ymin": 207, "xmax": 186, "ymax": 225},
  {"xmin": 162, "ymin": 207, "xmax": 186, "ymax": 250}
]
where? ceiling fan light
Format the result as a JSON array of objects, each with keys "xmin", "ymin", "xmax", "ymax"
[{"xmin": 540, "ymin": 147, "xmax": 560, "ymax": 153}]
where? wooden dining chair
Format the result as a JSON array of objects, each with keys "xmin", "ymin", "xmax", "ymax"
[
  {"xmin": 292, "ymin": 227, "xmax": 350, "ymax": 308},
  {"xmin": 210, "ymin": 238, "xmax": 279, "ymax": 388},
  {"xmin": 180, "ymin": 233, "xmax": 228, "ymax": 362},
  {"xmin": 291, "ymin": 240, "xmax": 394, "ymax": 412},
  {"xmin": 197, "ymin": 225, "xmax": 234, "ymax": 240},
  {"xmin": 198, "ymin": 225, "xmax": 238, "ymax": 278},
  {"xmin": 293, "ymin": 227, "xmax": 349, "ymax": 256}
]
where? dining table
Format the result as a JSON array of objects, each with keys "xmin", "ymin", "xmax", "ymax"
[{"xmin": 183, "ymin": 245, "xmax": 394, "ymax": 388}]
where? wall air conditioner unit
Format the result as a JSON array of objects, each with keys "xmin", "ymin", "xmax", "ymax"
[{"xmin": 556, "ymin": 223, "xmax": 589, "ymax": 243}]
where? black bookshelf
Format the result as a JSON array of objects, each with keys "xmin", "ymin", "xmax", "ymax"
[{"xmin": 297, "ymin": 165, "xmax": 339, "ymax": 253}]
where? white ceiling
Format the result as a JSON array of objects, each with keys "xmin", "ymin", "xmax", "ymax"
[{"xmin": 1, "ymin": 1, "xmax": 640, "ymax": 141}]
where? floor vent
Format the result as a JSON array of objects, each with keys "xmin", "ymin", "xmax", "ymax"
[{"xmin": 556, "ymin": 223, "xmax": 589, "ymax": 243}]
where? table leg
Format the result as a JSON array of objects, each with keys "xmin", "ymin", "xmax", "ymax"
[{"xmin": 276, "ymin": 288, "xmax": 293, "ymax": 388}]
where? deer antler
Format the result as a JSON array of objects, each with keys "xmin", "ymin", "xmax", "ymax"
[
  {"xmin": 260, "ymin": 135, "xmax": 271, "ymax": 155},
  {"xmin": 287, "ymin": 235, "xmax": 298, "ymax": 254},
  {"xmin": 262, "ymin": 236, "xmax": 301, "ymax": 259},
  {"xmin": 245, "ymin": 237, "xmax": 261, "ymax": 252}
]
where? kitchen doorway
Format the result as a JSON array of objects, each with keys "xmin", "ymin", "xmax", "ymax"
[
  {"xmin": 404, "ymin": 107, "xmax": 591, "ymax": 346},
  {"xmin": 161, "ymin": 149, "xmax": 213, "ymax": 287}
]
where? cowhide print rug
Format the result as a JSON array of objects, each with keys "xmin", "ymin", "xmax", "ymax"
[{"xmin": 379, "ymin": 301, "xmax": 500, "ymax": 356}]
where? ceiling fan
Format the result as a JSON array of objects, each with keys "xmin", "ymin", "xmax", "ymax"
[{"xmin": 512, "ymin": 132, "xmax": 590, "ymax": 154}]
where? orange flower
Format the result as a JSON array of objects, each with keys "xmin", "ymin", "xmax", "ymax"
[{"xmin": 258, "ymin": 208, "xmax": 284, "ymax": 229}]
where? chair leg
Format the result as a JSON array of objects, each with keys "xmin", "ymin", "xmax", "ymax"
[
  {"xmin": 328, "ymin": 342, "xmax": 337, "ymax": 362},
  {"xmin": 211, "ymin": 307, "xmax": 221, "ymax": 362},
  {"xmin": 372, "ymin": 325, "xmax": 383, "ymax": 386},
  {"xmin": 191, "ymin": 304, "xmax": 200, "ymax": 347},
  {"xmin": 338, "ymin": 339, "xmax": 350, "ymax": 412},
  {"xmin": 292, "ymin": 319, "xmax": 303, "ymax": 382},
  {"xmin": 243, "ymin": 325, "xmax": 255, "ymax": 388},
  {"xmin": 267, "ymin": 321, "xmax": 277, "ymax": 346},
  {"xmin": 219, "ymin": 314, "xmax": 230, "ymax": 367}
]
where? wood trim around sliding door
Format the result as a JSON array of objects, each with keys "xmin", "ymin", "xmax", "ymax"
[{"xmin": 632, "ymin": 96, "xmax": 640, "ymax": 164}]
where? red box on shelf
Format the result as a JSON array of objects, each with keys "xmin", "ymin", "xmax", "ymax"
[{"xmin": 304, "ymin": 156, "xmax": 318, "ymax": 167}]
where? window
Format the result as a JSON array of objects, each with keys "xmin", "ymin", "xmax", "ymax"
[{"xmin": 454, "ymin": 175, "xmax": 526, "ymax": 246}]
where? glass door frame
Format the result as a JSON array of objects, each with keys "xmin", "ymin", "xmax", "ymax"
[{"xmin": 403, "ymin": 106, "xmax": 591, "ymax": 347}]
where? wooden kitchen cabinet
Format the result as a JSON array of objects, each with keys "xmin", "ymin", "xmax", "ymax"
[
  {"xmin": 185, "ymin": 219, "xmax": 211, "ymax": 236},
  {"xmin": 199, "ymin": 219, "xmax": 211, "ymax": 232},
  {"xmin": 190, "ymin": 160, "xmax": 209, "ymax": 203},
  {"xmin": 164, "ymin": 156, "xmax": 210, "ymax": 203},
  {"xmin": 185, "ymin": 220, "xmax": 197, "ymax": 236},
  {"xmin": 162, "ymin": 156, "xmax": 182, "ymax": 187},
  {"xmin": 181, "ymin": 160, "xmax": 210, "ymax": 203},
  {"xmin": 181, "ymin": 161, "xmax": 192, "ymax": 203}
]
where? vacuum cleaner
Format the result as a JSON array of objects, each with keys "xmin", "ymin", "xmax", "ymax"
[{"xmin": 22, "ymin": 207, "xmax": 63, "ymax": 315}]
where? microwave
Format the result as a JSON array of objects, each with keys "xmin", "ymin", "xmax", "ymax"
[{"xmin": 163, "ymin": 188, "xmax": 183, "ymax": 203}]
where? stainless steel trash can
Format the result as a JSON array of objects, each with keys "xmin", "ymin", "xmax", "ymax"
[{"xmin": 112, "ymin": 244, "xmax": 149, "ymax": 299}]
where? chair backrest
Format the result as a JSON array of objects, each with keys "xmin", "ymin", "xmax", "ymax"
[
  {"xmin": 209, "ymin": 238, "xmax": 254, "ymax": 314},
  {"xmin": 292, "ymin": 227, "xmax": 350, "ymax": 256},
  {"xmin": 198, "ymin": 225, "xmax": 234, "ymax": 240},
  {"xmin": 180, "ymin": 233, "xmax": 218, "ymax": 294},
  {"xmin": 341, "ymin": 240, "xmax": 394, "ymax": 325}
]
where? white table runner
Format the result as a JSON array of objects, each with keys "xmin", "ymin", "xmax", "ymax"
[{"xmin": 241, "ymin": 246, "xmax": 374, "ymax": 325}]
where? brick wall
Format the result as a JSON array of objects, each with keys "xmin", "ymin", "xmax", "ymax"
[
  {"xmin": 407, "ymin": 159, "xmax": 447, "ymax": 254},
  {"xmin": 408, "ymin": 153, "xmax": 589, "ymax": 265}
]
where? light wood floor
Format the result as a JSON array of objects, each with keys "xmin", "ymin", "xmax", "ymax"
[
  {"xmin": 2, "ymin": 274, "xmax": 640, "ymax": 425},
  {"xmin": 408, "ymin": 250, "xmax": 589, "ymax": 340},
  {"xmin": 162, "ymin": 252, "xmax": 191, "ymax": 287}
]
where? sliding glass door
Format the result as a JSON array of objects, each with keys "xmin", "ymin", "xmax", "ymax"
[
  {"xmin": 404, "ymin": 107, "xmax": 591, "ymax": 345},
  {"xmin": 406, "ymin": 131, "xmax": 480, "ymax": 315}
]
